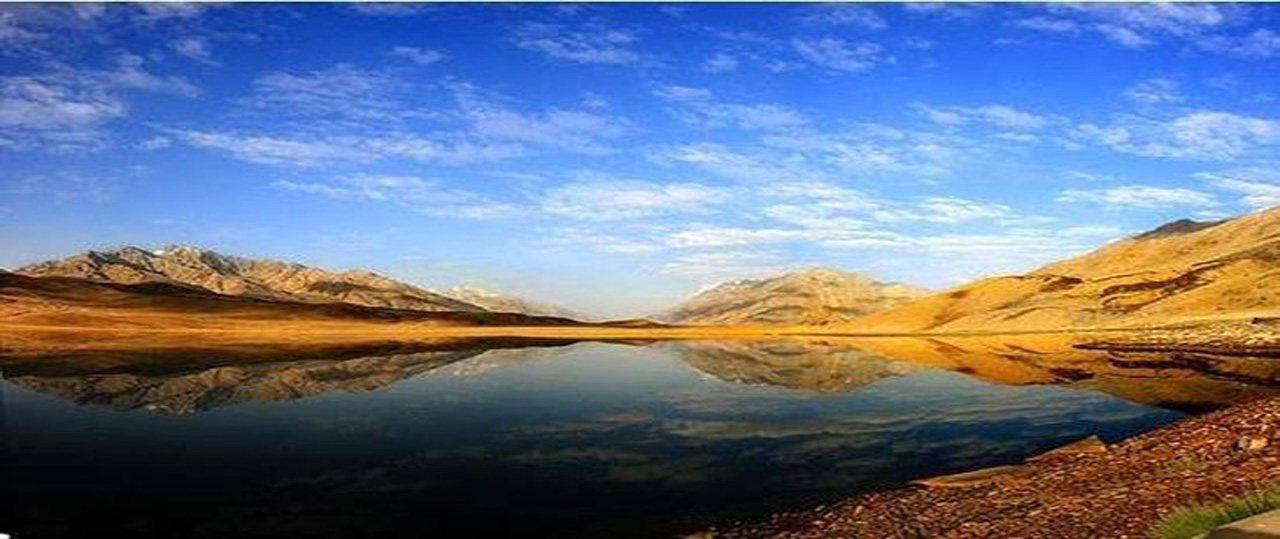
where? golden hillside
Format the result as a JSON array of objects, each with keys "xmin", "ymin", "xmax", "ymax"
[{"xmin": 851, "ymin": 206, "xmax": 1279, "ymax": 332}]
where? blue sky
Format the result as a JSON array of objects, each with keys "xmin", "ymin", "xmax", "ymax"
[{"xmin": 1, "ymin": 2, "xmax": 1278, "ymax": 317}]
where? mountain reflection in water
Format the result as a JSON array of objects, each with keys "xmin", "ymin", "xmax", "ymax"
[{"xmin": 3, "ymin": 335, "xmax": 1278, "ymax": 538}]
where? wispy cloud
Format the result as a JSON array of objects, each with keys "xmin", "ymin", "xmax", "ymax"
[
  {"xmin": 914, "ymin": 103, "xmax": 1053, "ymax": 131},
  {"xmin": 796, "ymin": 4, "xmax": 887, "ymax": 30},
  {"xmin": 1073, "ymin": 111, "xmax": 1280, "ymax": 161},
  {"xmin": 791, "ymin": 37, "xmax": 887, "ymax": 73},
  {"xmin": 274, "ymin": 174, "xmax": 518, "ymax": 219},
  {"xmin": 1196, "ymin": 167, "xmax": 1280, "ymax": 208},
  {"xmin": 1057, "ymin": 185, "xmax": 1219, "ymax": 209},
  {"xmin": 389, "ymin": 45, "xmax": 447, "ymax": 66},
  {"xmin": 652, "ymin": 84, "xmax": 809, "ymax": 132},
  {"xmin": 540, "ymin": 177, "xmax": 727, "ymax": 221},
  {"xmin": 1123, "ymin": 78, "xmax": 1184, "ymax": 106},
  {"xmin": 511, "ymin": 21, "xmax": 648, "ymax": 65},
  {"xmin": 659, "ymin": 250, "xmax": 787, "ymax": 278}
]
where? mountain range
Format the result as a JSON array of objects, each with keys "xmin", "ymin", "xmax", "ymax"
[
  {"xmin": 15, "ymin": 245, "xmax": 578, "ymax": 318},
  {"xmin": 4, "ymin": 206, "xmax": 1277, "ymax": 333}
]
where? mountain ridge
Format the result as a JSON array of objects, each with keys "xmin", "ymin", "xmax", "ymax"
[
  {"xmin": 659, "ymin": 266, "xmax": 930, "ymax": 326},
  {"xmin": 18, "ymin": 245, "xmax": 486, "ymax": 313},
  {"xmin": 851, "ymin": 206, "xmax": 1280, "ymax": 332}
]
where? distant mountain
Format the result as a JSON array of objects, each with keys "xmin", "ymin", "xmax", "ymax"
[
  {"xmin": 659, "ymin": 267, "xmax": 929, "ymax": 325},
  {"xmin": 853, "ymin": 206, "xmax": 1280, "ymax": 332},
  {"xmin": 439, "ymin": 284, "xmax": 583, "ymax": 319},
  {"xmin": 17, "ymin": 245, "xmax": 483, "ymax": 313}
]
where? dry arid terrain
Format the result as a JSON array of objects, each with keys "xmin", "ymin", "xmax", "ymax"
[
  {"xmin": 851, "ymin": 207, "xmax": 1280, "ymax": 333},
  {"xmin": 4, "ymin": 208, "xmax": 1277, "ymax": 349}
]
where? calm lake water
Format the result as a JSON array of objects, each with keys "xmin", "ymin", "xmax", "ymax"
[{"xmin": 3, "ymin": 337, "xmax": 1278, "ymax": 538}]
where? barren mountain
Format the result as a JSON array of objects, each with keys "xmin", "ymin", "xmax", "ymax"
[
  {"xmin": 0, "ymin": 272, "xmax": 584, "ymax": 332},
  {"xmin": 440, "ymin": 284, "xmax": 583, "ymax": 319},
  {"xmin": 852, "ymin": 206, "xmax": 1280, "ymax": 332},
  {"xmin": 660, "ymin": 267, "xmax": 929, "ymax": 326},
  {"xmin": 17, "ymin": 245, "xmax": 482, "ymax": 313}
]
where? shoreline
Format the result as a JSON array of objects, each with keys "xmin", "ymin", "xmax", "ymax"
[{"xmin": 704, "ymin": 396, "xmax": 1280, "ymax": 538}]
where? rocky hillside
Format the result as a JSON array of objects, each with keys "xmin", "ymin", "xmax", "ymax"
[
  {"xmin": 853, "ymin": 206, "xmax": 1280, "ymax": 332},
  {"xmin": 660, "ymin": 267, "xmax": 929, "ymax": 325},
  {"xmin": 0, "ymin": 272, "xmax": 586, "ymax": 331},
  {"xmin": 439, "ymin": 284, "xmax": 582, "ymax": 319},
  {"xmin": 17, "ymin": 245, "xmax": 482, "ymax": 312}
]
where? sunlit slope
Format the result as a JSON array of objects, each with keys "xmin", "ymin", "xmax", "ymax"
[
  {"xmin": 0, "ymin": 273, "xmax": 585, "ymax": 331},
  {"xmin": 851, "ymin": 206, "xmax": 1280, "ymax": 332},
  {"xmin": 17, "ymin": 245, "xmax": 484, "ymax": 313},
  {"xmin": 661, "ymin": 267, "xmax": 928, "ymax": 325}
]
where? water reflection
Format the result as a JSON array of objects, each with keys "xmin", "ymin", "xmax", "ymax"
[
  {"xmin": 6, "ymin": 335, "xmax": 1277, "ymax": 413},
  {"xmin": 2, "ymin": 336, "xmax": 1278, "ymax": 538}
]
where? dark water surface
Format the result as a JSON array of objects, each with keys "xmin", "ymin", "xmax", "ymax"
[{"xmin": 3, "ymin": 337, "xmax": 1278, "ymax": 538}]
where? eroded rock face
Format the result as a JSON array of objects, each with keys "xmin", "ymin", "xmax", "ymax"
[
  {"xmin": 660, "ymin": 268, "xmax": 929, "ymax": 326},
  {"xmin": 18, "ymin": 245, "xmax": 484, "ymax": 313}
]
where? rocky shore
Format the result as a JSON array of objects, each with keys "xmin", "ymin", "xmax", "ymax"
[
  {"xmin": 703, "ymin": 396, "xmax": 1280, "ymax": 538},
  {"xmin": 1077, "ymin": 320, "xmax": 1280, "ymax": 357}
]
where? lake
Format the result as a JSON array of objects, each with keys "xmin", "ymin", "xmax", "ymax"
[{"xmin": 3, "ymin": 335, "xmax": 1278, "ymax": 538}]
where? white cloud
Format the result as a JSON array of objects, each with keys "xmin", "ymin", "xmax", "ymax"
[
  {"xmin": 901, "ymin": 3, "xmax": 988, "ymax": 20},
  {"xmin": 274, "ymin": 174, "xmax": 517, "ymax": 219},
  {"xmin": 0, "ymin": 74, "xmax": 124, "ymax": 152},
  {"xmin": 176, "ymin": 130, "xmax": 525, "ymax": 167},
  {"xmin": 761, "ymin": 123, "xmax": 986, "ymax": 177},
  {"xmin": 1123, "ymin": 78, "xmax": 1183, "ymax": 106},
  {"xmin": 102, "ymin": 53, "xmax": 198, "ymax": 96},
  {"xmin": 791, "ymin": 37, "xmax": 886, "ymax": 73},
  {"xmin": 541, "ymin": 178, "xmax": 727, "ymax": 221},
  {"xmin": 549, "ymin": 228, "xmax": 662, "ymax": 254},
  {"xmin": 1013, "ymin": 17, "xmax": 1079, "ymax": 34},
  {"xmin": 349, "ymin": 3, "xmax": 441, "ymax": 17},
  {"xmin": 652, "ymin": 84, "xmax": 809, "ymax": 132},
  {"xmin": 4, "ymin": 172, "xmax": 114, "ymax": 202},
  {"xmin": 1196, "ymin": 29, "xmax": 1280, "ymax": 59},
  {"xmin": 658, "ymin": 251, "xmax": 787, "ymax": 279},
  {"xmin": 134, "ymin": 2, "xmax": 216, "ymax": 22},
  {"xmin": 451, "ymin": 82, "xmax": 631, "ymax": 155},
  {"xmin": 796, "ymin": 4, "xmax": 887, "ymax": 30},
  {"xmin": 183, "ymin": 77, "xmax": 628, "ymax": 166},
  {"xmin": 874, "ymin": 197, "xmax": 1015, "ymax": 224},
  {"xmin": 1074, "ymin": 111, "xmax": 1280, "ymax": 161},
  {"xmin": 1196, "ymin": 167, "xmax": 1280, "ymax": 208},
  {"xmin": 1039, "ymin": 3, "xmax": 1232, "ymax": 49},
  {"xmin": 241, "ymin": 63, "xmax": 419, "ymax": 126},
  {"xmin": 511, "ymin": 22, "xmax": 646, "ymax": 65},
  {"xmin": 171, "ymin": 36, "xmax": 214, "ymax": 63},
  {"xmin": 390, "ymin": 45, "xmax": 446, "ymax": 66},
  {"xmin": 1057, "ymin": 185, "xmax": 1218, "ymax": 208},
  {"xmin": 914, "ymin": 103, "xmax": 1052, "ymax": 130},
  {"xmin": 703, "ymin": 52, "xmax": 740, "ymax": 73}
]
